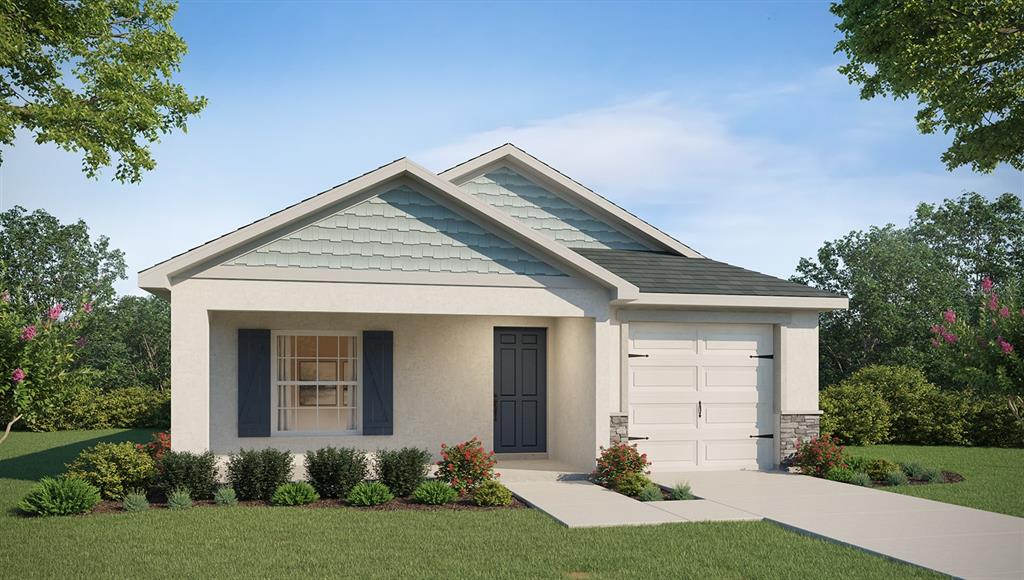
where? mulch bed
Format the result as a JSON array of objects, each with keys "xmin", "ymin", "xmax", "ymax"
[
  {"xmin": 88, "ymin": 495, "xmax": 526, "ymax": 515},
  {"xmin": 876, "ymin": 470, "xmax": 965, "ymax": 487}
]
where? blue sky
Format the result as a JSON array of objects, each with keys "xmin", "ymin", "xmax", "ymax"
[{"xmin": 2, "ymin": 1, "xmax": 1021, "ymax": 296}]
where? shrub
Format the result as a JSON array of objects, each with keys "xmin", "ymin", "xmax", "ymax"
[
  {"xmin": 613, "ymin": 471, "xmax": 651, "ymax": 497},
  {"xmin": 346, "ymin": 481, "xmax": 394, "ymax": 506},
  {"xmin": 862, "ymin": 458, "xmax": 900, "ymax": 481},
  {"xmin": 922, "ymin": 467, "xmax": 943, "ymax": 483},
  {"xmin": 137, "ymin": 432, "xmax": 171, "ymax": 462},
  {"xmin": 900, "ymin": 462, "xmax": 928, "ymax": 479},
  {"xmin": 65, "ymin": 441, "xmax": 157, "ymax": 500},
  {"xmin": 884, "ymin": 470, "xmax": 909, "ymax": 486},
  {"xmin": 167, "ymin": 487, "xmax": 192, "ymax": 510},
  {"xmin": 434, "ymin": 437, "xmax": 497, "ymax": 495},
  {"xmin": 820, "ymin": 381, "xmax": 892, "ymax": 445},
  {"xmin": 304, "ymin": 447, "xmax": 368, "ymax": 499},
  {"xmin": 825, "ymin": 466, "xmax": 855, "ymax": 483},
  {"xmin": 375, "ymin": 447, "xmax": 431, "ymax": 497},
  {"xmin": 213, "ymin": 486, "xmax": 238, "ymax": 507},
  {"xmin": 226, "ymin": 449, "xmax": 293, "ymax": 502},
  {"xmin": 845, "ymin": 455, "xmax": 868, "ymax": 472},
  {"xmin": 592, "ymin": 442, "xmax": 650, "ymax": 487},
  {"xmin": 122, "ymin": 489, "xmax": 150, "ymax": 512},
  {"xmin": 969, "ymin": 394, "xmax": 1024, "ymax": 447},
  {"xmin": 412, "ymin": 480, "xmax": 458, "ymax": 505},
  {"xmin": 156, "ymin": 450, "xmax": 218, "ymax": 499},
  {"xmin": 99, "ymin": 386, "xmax": 171, "ymax": 428},
  {"xmin": 472, "ymin": 480, "xmax": 513, "ymax": 507},
  {"xmin": 668, "ymin": 482, "xmax": 695, "ymax": 500},
  {"xmin": 791, "ymin": 434, "xmax": 845, "ymax": 477},
  {"xmin": 849, "ymin": 472, "xmax": 872, "ymax": 487},
  {"xmin": 271, "ymin": 482, "xmax": 320, "ymax": 506},
  {"xmin": 637, "ymin": 483, "xmax": 663, "ymax": 502},
  {"xmin": 18, "ymin": 477, "xmax": 100, "ymax": 516}
]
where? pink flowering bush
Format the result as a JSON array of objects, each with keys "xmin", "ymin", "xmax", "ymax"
[
  {"xmin": 0, "ymin": 293, "xmax": 93, "ymax": 444},
  {"xmin": 592, "ymin": 442, "xmax": 650, "ymax": 487},
  {"xmin": 792, "ymin": 434, "xmax": 846, "ymax": 477},
  {"xmin": 434, "ymin": 437, "xmax": 498, "ymax": 495},
  {"xmin": 930, "ymin": 278, "xmax": 1023, "ymax": 398}
]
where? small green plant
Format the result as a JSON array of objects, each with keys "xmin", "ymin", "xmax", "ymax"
[
  {"xmin": 668, "ymin": 482, "xmax": 695, "ymax": 500},
  {"xmin": 167, "ymin": 487, "xmax": 193, "ymax": 510},
  {"xmin": 901, "ymin": 461, "xmax": 941, "ymax": 482},
  {"xmin": 375, "ymin": 447, "xmax": 431, "ymax": 497},
  {"xmin": 637, "ymin": 483, "xmax": 663, "ymax": 502},
  {"xmin": 271, "ymin": 482, "xmax": 320, "ymax": 506},
  {"xmin": 863, "ymin": 458, "xmax": 901, "ymax": 481},
  {"xmin": 922, "ymin": 467, "xmax": 944, "ymax": 483},
  {"xmin": 472, "ymin": 480, "xmax": 513, "ymax": 507},
  {"xmin": 849, "ymin": 472, "xmax": 872, "ymax": 487},
  {"xmin": 226, "ymin": 448, "xmax": 293, "ymax": 501},
  {"xmin": 213, "ymin": 486, "xmax": 238, "ymax": 506},
  {"xmin": 65, "ymin": 441, "xmax": 157, "ymax": 500},
  {"xmin": 304, "ymin": 447, "xmax": 368, "ymax": 499},
  {"xmin": 346, "ymin": 481, "xmax": 394, "ymax": 506},
  {"xmin": 884, "ymin": 470, "xmax": 909, "ymax": 486},
  {"xmin": 156, "ymin": 450, "xmax": 218, "ymax": 499},
  {"xmin": 825, "ymin": 466, "xmax": 855, "ymax": 483},
  {"xmin": 18, "ymin": 477, "xmax": 101, "ymax": 516},
  {"xmin": 121, "ymin": 488, "xmax": 150, "ymax": 512},
  {"xmin": 412, "ymin": 480, "xmax": 458, "ymax": 505},
  {"xmin": 613, "ymin": 471, "xmax": 651, "ymax": 497}
]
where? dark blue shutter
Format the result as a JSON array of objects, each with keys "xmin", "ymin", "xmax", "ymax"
[
  {"xmin": 362, "ymin": 330, "xmax": 393, "ymax": 435},
  {"xmin": 238, "ymin": 329, "xmax": 271, "ymax": 437}
]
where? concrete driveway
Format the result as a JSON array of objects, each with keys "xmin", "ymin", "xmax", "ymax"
[{"xmin": 651, "ymin": 470, "xmax": 1024, "ymax": 579}]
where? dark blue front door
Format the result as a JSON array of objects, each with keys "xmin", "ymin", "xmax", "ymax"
[{"xmin": 493, "ymin": 328, "xmax": 547, "ymax": 453}]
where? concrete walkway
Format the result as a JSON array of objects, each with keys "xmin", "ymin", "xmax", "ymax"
[
  {"xmin": 652, "ymin": 470, "xmax": 1024, "ymax": 580},
  {"xmin": 505, "ymin": 479, "xmax": 758, "ymax": 527}
]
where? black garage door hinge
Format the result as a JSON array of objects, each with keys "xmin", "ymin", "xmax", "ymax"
[
  {"xmin": 627, "ymin": 436, "xmax": 649, "ymax": 441},
  {"xmin": 749, "ymin": 354, "xmax": 774, "ymax": 359},
  {"xmin": 749, "ymin": 433, "xmax": 775, "ymax": 439},
  {"xmin": 628, "ymin": 353, "xmax": 649, "ymax": 358}
]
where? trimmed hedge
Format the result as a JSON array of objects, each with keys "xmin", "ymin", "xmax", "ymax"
[
  {"xmin": 226, "ymin": 449, "xmax": 293, "ymax": 502},
  {"xmin": 30, "ymin": 385, "xmax": 170, "ymax": 431},
  {"xmin": 65, "ymin": 442, "xmax": 157, "ymax": 500}
]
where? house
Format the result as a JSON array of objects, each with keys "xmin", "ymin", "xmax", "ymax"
[{"xmin": 139, "ymin": 144, "xmax": 847, "ymax": 473}]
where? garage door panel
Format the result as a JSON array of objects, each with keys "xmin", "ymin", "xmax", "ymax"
[
  {"xmin": 632, "ymin": 404, "xmax": 697, "ymax": 426},
  {"xmin": 704, "ymin": 365, "xmax": 763, "ymax": 390},
  {"xmin": 703, "ymin": 439, "xmax": 760, "ymax": 464},
  {"xmin": 639, "ymin": 439, "xmax": 697, "ymax": 470},
  {"xmin": 703, "ymin": 403, "xmax": 758, "ymax": 426},
  {"xmin": 631, "ymin": 366, "xmax": 697, "ymax": 389},
  {"xmin": 630, "ymin": 324, "xmax": 698, "ymax": 351}
]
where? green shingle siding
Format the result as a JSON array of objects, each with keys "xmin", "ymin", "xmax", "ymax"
[
  {"xmin": 227, "ymin": 186, "xmax": 564, "ymax": 277},
  {"xmin": 460, "ymin": 167, "xmax": 651, "ymax": 251}
]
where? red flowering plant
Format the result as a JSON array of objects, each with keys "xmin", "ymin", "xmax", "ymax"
[
  {"xmin": 0, "ymin": 290, "xmax": 94, "ymax": 446},
  {"xmin": 434, "ymin": 436, "xmax": 497, "ymax": 495},
  {"xmin": 137, "ymin": 431, "xmax": 172, "ymax": 463},
  {"xmin": 930, "ymin": 278, "xmax": 1023, "ymax": 405},
  {"xmin": 591, "ymin": 442, "xmax": 650, "ymax": 488},
  {"xmin": 791, "ymin": 433, "xmax": 846, "ymax": 477}
]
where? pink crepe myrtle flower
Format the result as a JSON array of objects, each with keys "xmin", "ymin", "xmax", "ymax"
[
  {"xmin": 999, "ymin": 306, "xmax": 1010, "ymax": 318},
  {"xmin": 930, "ymin": 337, "xmax": 942, "ymax": 348},
  {"xmin": 988, "ymin": 292, "xmax": 999, "ymax": 311},
  {"xmin": 930, "ymin": 324, "xmax": 943, "ymax": 334},
  {"xmin": 20, "ymin": 325, "xmax": 37, "ymax": 341},
  {"xmin": 942, "ymin": 331, "xmax": 958, "ymax": 344},
  {"xmin": 47, "ymin": 303, "xmax": 63, "ymax": 321},
  {"xmin": 82, "ymin": 301, "xmax": 93, "ymax": 314},
  {"xmin": 11, "ymin": 368, "xmax": 25, "ymax": 383},
  {"xmin": 943, "ymin": 310, "xmax": 956, "ymax": 324},
  {"xmin": 981, "ymin": 277, "xmax": 994, "ymax": 292},
  {"xmin": 997, "ymin": 336, "xmax": 1014, "ymax": 355}
]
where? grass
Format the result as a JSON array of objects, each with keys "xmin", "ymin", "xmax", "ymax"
[
  {"xmin": 846, "ymin": 445, "xmax": 1024, "ymax": 518},
  {"xmin": 0, "ymin": 431, "xmax": 940, "ymax": 579}
]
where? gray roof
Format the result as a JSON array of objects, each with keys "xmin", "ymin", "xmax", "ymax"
[{"xmin": 574, "ymin": 249, "xmax": 845, "ymax": 298}]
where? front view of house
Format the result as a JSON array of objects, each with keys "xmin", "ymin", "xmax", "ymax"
[{"xmin": 140, "ymin": 144, "xmax": 847, "ymax": 473}]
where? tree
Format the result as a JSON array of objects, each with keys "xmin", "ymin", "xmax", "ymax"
[
  {"xmin": 0, "ymin": 0, "xmax": 207, "ymax": 182},
  {"xmin": 794, "ymin": 192, "xmax": 1023, "ymax": 388},
  {"xmin": 0, "ymin": 206, "xmax": 126, "ymax": 321},
  {"xmin": 79, "ymin": 295, "xmax": 170, "ymax": 390},
  {"xmin": 831, "ymin": 0, "xmax": 1024, "ymax": 172}
]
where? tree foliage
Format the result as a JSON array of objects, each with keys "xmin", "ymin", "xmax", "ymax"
[
  {"xmin": 0, "ymin": 206, "xmax": 126, "ymax": 321},
  {"xmin": 831, "ymin": 0, "xmax": 1024, "ymax": 172},
  {"xmin": 79, "ymin": 295, "xmax": 170, "ymax": 390},
  {"xmin": 0, "ymin": 0, "xmax": 207, "ymax": 182},
  {"xmin": 794, "ymin": 192, "xmax": 1024, "ymax": 388}
]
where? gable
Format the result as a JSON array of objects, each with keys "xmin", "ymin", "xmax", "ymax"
[
  {"xmin": 225, "ymin": 185, "xmax": 566, "ymax": 277},
  {"xmin": 459, "ymin": 166, "xmax": 652, "ymax": 251}
]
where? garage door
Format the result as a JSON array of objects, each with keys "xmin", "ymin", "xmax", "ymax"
[{"xmin": 628, "ymin": 323, "xmax": 774, "ymax": 471}]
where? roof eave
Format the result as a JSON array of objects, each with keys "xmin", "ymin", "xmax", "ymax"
[{"xmin": 615, "ymin": 292, "xmax": 849, "ymax": 311}]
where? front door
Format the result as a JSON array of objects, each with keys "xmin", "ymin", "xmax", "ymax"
[{"xmin": 493, "ymin": 327, "xmax": 547, "ymax": 453}]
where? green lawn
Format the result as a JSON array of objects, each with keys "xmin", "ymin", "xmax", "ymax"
[
  {"xmin": 0, "ymin": 431, "xmax": 939, "ymax": 579},
  {"xmin": 846, "ymin": 444, "xmax": 1024, "ymax": 518}
]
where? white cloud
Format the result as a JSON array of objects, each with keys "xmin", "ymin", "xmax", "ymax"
[{"xmin": 416, "ymin": 92, "xmax": 1020, "ymax": 279}]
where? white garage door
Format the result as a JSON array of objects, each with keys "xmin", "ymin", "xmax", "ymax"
[{"xmin": 628, "ymin": 323, "xmax": 774, "ymax": 471}]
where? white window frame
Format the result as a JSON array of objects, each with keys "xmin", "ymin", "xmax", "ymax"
[{"xmin": 270, "ymin": 330, "xmax": 361, "ymax": 436}]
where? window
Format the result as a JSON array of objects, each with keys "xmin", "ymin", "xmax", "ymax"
[{"xmin": 272, "ymin": 332, "xmax": 358, "ymax": 434}]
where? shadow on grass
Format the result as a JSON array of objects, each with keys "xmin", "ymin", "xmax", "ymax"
[{"xmin": 0, "ymin": 429, "xmax": 156, "ymax": 482}]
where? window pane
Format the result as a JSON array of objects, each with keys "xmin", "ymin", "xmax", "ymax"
[
  {"xmin": 317, "ymin": 361, "xmax": 337, "ymax": 381},
  {"xmin": 298, "ymin": 360, "xmax": 317, "ymax": 381},
  {"xmin": 278, "ymin": 384, "xmax": 296, "ymax": 407},
  {"xmin": 295, "ymin": 409, "xmax": 316, "ymax": 431},
  {"xmin": 339, "ymin": 337, "xmax": 354, "ymax": 358},
  {"xmin": 298, "ymin": 385, "xmax": 318, "ymax": 406},
  {"xmin": 340, "ymin": 360, "xmax": 356, "ymax": 382},
  {"xmin": 318, "ymin": 336, "xmax": 339, "ymax": 358},
  {"xmin": 342, "ymin": 408, "xmax": 356, "ymax": 430},
  {"xmin": 296, "ymin": 335, "xmax": 317, "ymax": 358},
  {"xmin": 340, "ymin": 385, "xmax": 355, "ymax": 408},
  {"xmin": 278, "ymin": 408, "xmax": 296, "ymax": 431},
  {"xmin": 318, "ymin": 385, "xmax": 339, "ymax": 406},
  {"xmin": 319, "ymin": 409, "xmax": 342, "ymax": 432}
]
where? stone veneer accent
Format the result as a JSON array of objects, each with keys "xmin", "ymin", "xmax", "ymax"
[
  {"xmin": 779, "ymin": 413, "xmax": 821, "ymax": 465},
  {"xmin": 610, "ymin": 414, "xmax": 629, "ymax": 445}
]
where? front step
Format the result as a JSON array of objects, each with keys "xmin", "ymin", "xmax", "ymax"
[{"xmin": 495, "ymin": 458, "xmax": 590, "ymax": 483}]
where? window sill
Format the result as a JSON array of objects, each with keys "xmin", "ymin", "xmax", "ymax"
[{"xmin": 271, "ymin": 431, "xmax": 363, "ymax": 437}]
